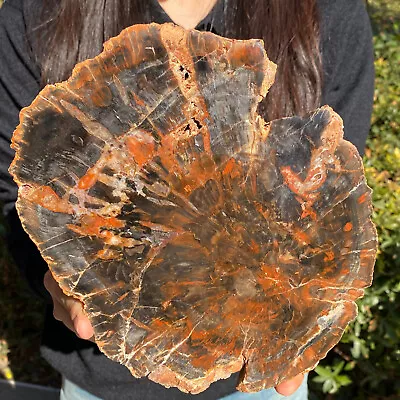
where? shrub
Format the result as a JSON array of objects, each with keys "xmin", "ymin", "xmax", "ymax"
[{"xmin": 310, "ymin": 2, "xmax": 400, "ymax": 398}]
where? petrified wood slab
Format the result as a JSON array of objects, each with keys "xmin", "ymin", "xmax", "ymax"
[{"xmin": 10, "ymin": 23, "xmax": 377, "ymax": 393}]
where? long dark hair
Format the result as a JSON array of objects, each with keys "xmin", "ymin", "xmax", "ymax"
[{"xmin": 28, "ymin": 0, "xmax": 321, "ymax": 120}]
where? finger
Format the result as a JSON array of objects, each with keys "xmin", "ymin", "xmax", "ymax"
[
  {"xmin": 56, "ymin": 291, "xmax": 94, "ymax": 340},
  {"xmin": 52, "ymin": 298, "xmax": 76, "ymax": 332},
  {"xmin": 43, "ymin": 270, "xmax": 60, "ymax": 297},
  {"xmin": 275, "ymin": 374, "xmax": 304, "ymax": 396},
  {"xmin": 45, "ymin": 272, "xmax": 76, "ymax": 331},
  {"xmin": 72, "ymin": 310, "xmax": 95, "ymax": 340},
  {"xmin": 45, "ymin": 271, "xmax": 77, "ymax": 326},
  {"xmin": 60, "ymin": 293, "xmax": 94, "ymax": 340},
  {"xmin": 44, "ymin": 271, "xmax": 95, "ymax": 340},
  {"xmin": 55, "ymin": 299, "xmax": 94, "ymax": 340},
  {"xmin": 44, "ymin": 270, "xmax": 69, "ymax": 305}
]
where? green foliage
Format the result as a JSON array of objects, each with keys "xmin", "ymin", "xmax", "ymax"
[
  {"xmin": 313, "ymin": 361, "xmax": 353, "ymax": 394},
  {"xmin": 311, "ymin": 2, "xmax": 400, "ymax": 398}
]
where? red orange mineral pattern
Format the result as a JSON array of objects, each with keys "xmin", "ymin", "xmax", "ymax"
[{"xmin": 10, "ymin": 23, "xmax": 377, "ymax": 394}]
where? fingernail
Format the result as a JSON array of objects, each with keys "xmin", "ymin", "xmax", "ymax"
[
  {"xmin": 73, "ymin": 316, "xmax": 85, "ymax": 339},
  {"xmin": 75, "ymin": 318, "xmax": 94, "ymax": 340}
]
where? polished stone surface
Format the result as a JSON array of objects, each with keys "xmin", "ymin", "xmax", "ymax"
[{"xmin": 10, "ymin": 23, "xmax": 377, "ymax": 394}]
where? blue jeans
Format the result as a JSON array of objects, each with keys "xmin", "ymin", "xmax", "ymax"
[{"xmin": 60, "ymin": 375, "xmax": 308, "ymax": 400}]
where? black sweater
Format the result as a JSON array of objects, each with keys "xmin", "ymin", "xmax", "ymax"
[{"xmin": 0, "ymin": 0, "xmax": 374, "ymax": 399}]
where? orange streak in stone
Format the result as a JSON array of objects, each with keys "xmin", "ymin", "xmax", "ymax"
[
  {"xmin": 181, "ymin": 157, "xmax": 217, "ymax": 193},
  {"xmin": 303, "ymin": 343, "xmax": 318, "ymax": 363},
  {"xmin": 78, "ymin": 167, "xmax": 100, "ymax": 190},
  {"xmin": 191, "ymin": 353, "xmax": 219, "ymax": 369},
  {"xmin": 357, "ymin": 193, "xmax": 368, "ymax": 204},
  {"xmin": 359, "ymin": 248, "xmax": 376, "ymax": 273},
  {"xmin": 77, "ymin": 147, "xmax": 114, "ymax": 190},
  {"xmin": 257, "ymin": 264, "xmax": 292, "ymax": 295},
  {"xmin": 159, "ymin": 24, "xmax": 212, "ymax": 154},
  {"xmin": 23, "ymin": 185, "xmax": 72, "ymax": 214},
  {"xmin": 323, "ymin": 251, "xmax": 335, "ymax": 262},
  {"xmin": 255, "ymin": 202, "xmax": 271, "ymax": 221},
  {"xmin": 91, "ymin": 85, "xmax": 113, "ymax": 107},
  {"xmin": 226, "ymin": 41, "xmax": 265, "ymax": 69},
  {"xmin": 96, "ymin": 248, "xmax": 121, "ymax": 260},
  {"xmin": 150, "ymin": 318, "xmax": 172, "ymax": 331},
  {"xmin": 280, "ymin": 166, "xmax": 325, "ymax": 197},
  {"xmin": 223, "ymin": 159, "xmax": 234, "ymax": 175},
  {"xmin": 158, "ymin": 136, "xmax": 218, "ymax": 195},
  {"xmin": 250, "ymin": 171, "xmax": 257, "ymax": 196},
  {"xmin": 343, "ymin": 222, "xmax": 353, "ymax": 232},
  {"xmin": 301, "ymin": 207, "xmax": 317, "ymax": 220},
  {"xmin": 125, "ymin": 131, "xmax": 156, "ymax": 168},
  {"xmin": 131, "ymin": 91, "xmax": 146, "ymax": 108},
  {"xmin": 293, "ymin": 229, "xmax": 311, "ymax": 245},
  {"xmin": 117, "ymin": 292, "xmax": 130, "ymax": 302},
  {"xmin": 249, "ymin": 239, "xmax": 260, "ymax": 254},
  {"xmin": 353, "ymin": 279, "xmax": 368, "ymax": 288},
  {"xmin": 70, "ymin": 65, "xmax": 94, "ymax": 90},
  {"xmin": 67, "ymin": 214, "xmax": 124, "ymax": 237}
]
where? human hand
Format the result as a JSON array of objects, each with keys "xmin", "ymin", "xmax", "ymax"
[
  {"xmin": 275, "ymin": 374, "xmax": 305, "ymax": 396},
  {"xmin": 45, "ymin": 270, "xmax": 304, "ymax": 394},
  {"xmin": 44, "ymin": 270, "xmax": 94, "ymax": 340}
]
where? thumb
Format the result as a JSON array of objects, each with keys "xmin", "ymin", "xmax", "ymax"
[
  {"xmin": 44, "ymin": 270, "xmax": 95, "ymax": 341},
  {"xmin": 68, "ymin": 298, "xmax": 95, "ymax": 340},
  {"xmin": 275, "ymin": 374, "xmax": 305, "ymax": 396}
]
